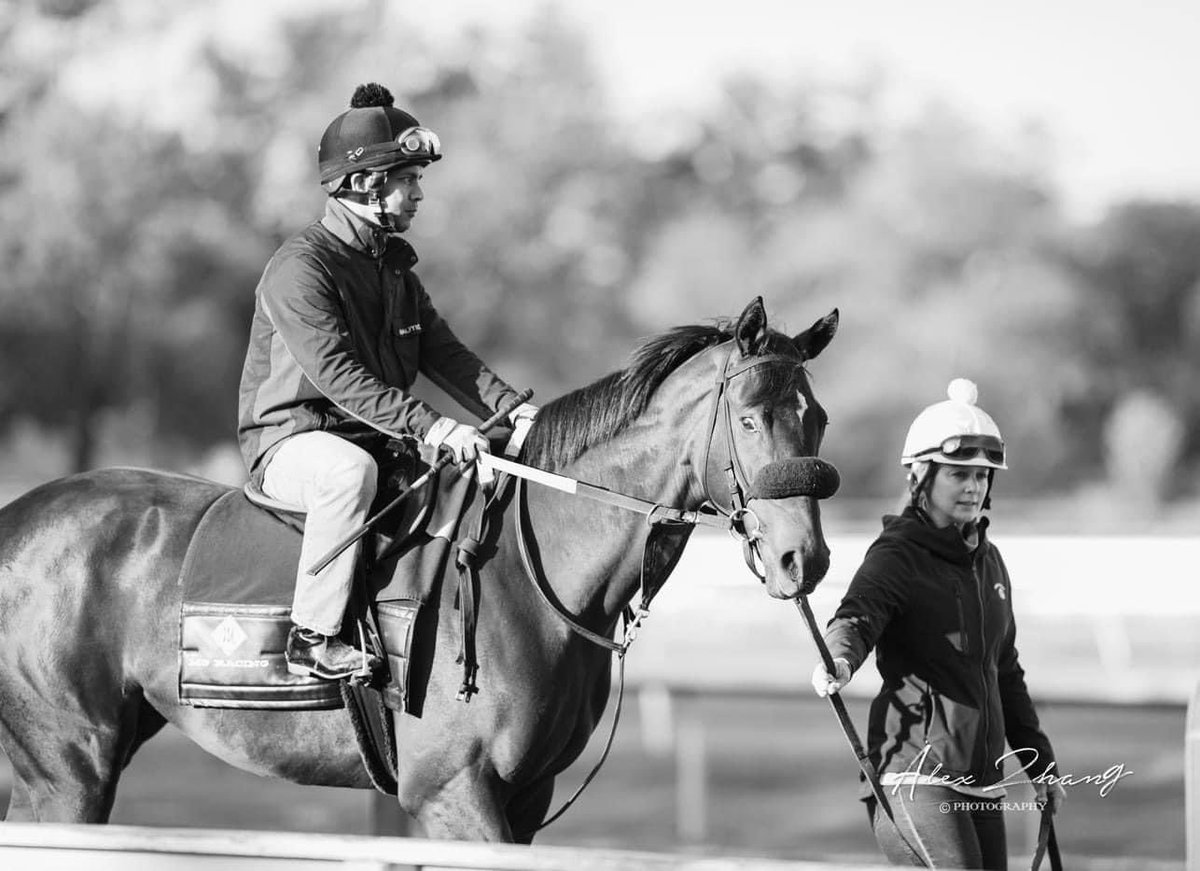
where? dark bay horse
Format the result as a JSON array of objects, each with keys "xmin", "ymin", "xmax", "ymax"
[{"xmin": 0, "ymin": 297, "xmax": 837, "ymax": 839}]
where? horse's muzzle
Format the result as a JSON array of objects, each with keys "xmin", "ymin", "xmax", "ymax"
[{"xmin": 749, "ymin": 457, "xmax": 840, "ymax": 501}]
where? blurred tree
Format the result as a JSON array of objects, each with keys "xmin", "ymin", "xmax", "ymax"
[
  {"xmin": 0, "ymin": 1, "xmax": 270, "ymax": 471},
  {"xmin": 1103, "ymin": 389, "xmax": 1186, "ymax": 507},
  {"xmin": 1060, "ymin": 201, "xmax": 1200, "ymax": 489},
  {"xmin": 2, "ymin": 0, "xmax": 1198, "ymax": 509},
  {"xmin": 626, "ymin": 97, "xmax": 1083, "ymax": 497},
  {"xmin": 0, "ymin": 106, "xmax": 268, "ymax": 470}
]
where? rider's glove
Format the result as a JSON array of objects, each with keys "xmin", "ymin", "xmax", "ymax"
[
  {"xmin": 505, "ymin": 402, "xmax": 539, "ymax": 458},
  {"xmin": 424, "ymin": 417, "xmax": 489, "ymax": 465},
  {"xmin": 811, "ymin": 657, "xmax": 853, "ymax": 698}
]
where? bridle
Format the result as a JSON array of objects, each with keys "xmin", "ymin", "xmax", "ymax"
[
  {"xmin": 511, "ymin": 339, "xmax": 822, "ymax": 836},
  {"xmin": 513, "ymin": 339, "xmax": 818, "ymax": 654},
  {"xmin": 698, "ymin": 342, "xmax": 815, "ymax": 582}
]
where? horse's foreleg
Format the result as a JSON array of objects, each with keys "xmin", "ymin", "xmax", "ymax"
[
  {"xmin": 408, "ymin": 765, "xmax": 513, "ymax": 842},
  {"xmin": 4, "ymin": 774, "xmax": 34, "ymax": 822}
]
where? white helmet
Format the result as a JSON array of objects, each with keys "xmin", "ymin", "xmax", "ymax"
[{"xmin": 901, "ymin": 378, "xmax": 1007, "ymax": 470}]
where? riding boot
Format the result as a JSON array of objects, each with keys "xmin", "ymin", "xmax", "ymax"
[{"xmin": 285, "ymin": 625, "xmax": 382, "ymax": 680}]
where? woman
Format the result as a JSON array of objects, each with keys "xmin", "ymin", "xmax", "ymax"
[{"xmin": 812, "ymin": 378, "xmax": 1065, "ymax": 869}]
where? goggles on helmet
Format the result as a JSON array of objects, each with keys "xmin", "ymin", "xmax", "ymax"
[
  {"xmin": 915, "ymin": 434, "xmax": 1005, "ymax": 466},
  {"xmin": 393, "ymin": 127, "xmax": 441, "ymax": 162}
]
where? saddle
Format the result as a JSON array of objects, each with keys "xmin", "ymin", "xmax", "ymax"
[{"xmin": 177, "ymin": 439, "xmax": 493, "ymax": 715}]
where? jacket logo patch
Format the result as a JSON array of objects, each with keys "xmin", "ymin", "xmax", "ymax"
[
  {"xmin": 396, "ymin": 324, "xmax": 422, "ymax": 337},
  {"xmin": 993, "ymin": 582, "xmax": 1007, "ymax": 600}
]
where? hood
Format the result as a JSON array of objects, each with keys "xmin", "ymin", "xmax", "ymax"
[{"xmin": 876, "ymin": 506, "xmax": 989, "ymax": 566}]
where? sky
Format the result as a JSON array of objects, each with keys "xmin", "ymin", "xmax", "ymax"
[{"xmin": 428, "ymin": 0, "xmax": 1200, "ymax": 220}]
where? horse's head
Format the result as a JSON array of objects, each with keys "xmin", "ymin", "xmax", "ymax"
[{"xmin": 701, "ymin": 297, "xmax": 839, "ymax": 599}]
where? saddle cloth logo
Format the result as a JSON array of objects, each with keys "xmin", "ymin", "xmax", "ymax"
[{"xmin": 211, "ymin": 615, "xmax": 249, "ymax": 656}]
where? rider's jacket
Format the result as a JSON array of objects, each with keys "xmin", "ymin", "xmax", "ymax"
[
  {"xmin": 823, "ymin": 507, "xmax": 1056, "ymax": 789},
  {"xmin": 238, "ymin": 198, "xmax": 519, "ymax": 482}
]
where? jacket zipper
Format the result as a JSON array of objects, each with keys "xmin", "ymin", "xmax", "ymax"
[
  {"xmin": 973, "ymin": 560, "xmax": 989, "ymax": 767},
  {"xmin": 955, "ymin": 584, "xmax": 970, "ymax": 654}
]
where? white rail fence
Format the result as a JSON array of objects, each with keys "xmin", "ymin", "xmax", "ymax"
[
  {"xmin": 0, "ymin": 824, "xmax": 902, "ymax": 871},
  {"xmin": 628, "ymin": 532, "xmax": 1200, "ymax": 705}
]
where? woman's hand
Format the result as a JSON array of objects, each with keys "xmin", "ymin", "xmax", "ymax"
[
  {"xmin": 811, "ymin": 657, "xmax": 853, "ymax": 697},
  {"xmin": 1034, "ymin": 780, "xmax": 1067, "ymax": 814}
]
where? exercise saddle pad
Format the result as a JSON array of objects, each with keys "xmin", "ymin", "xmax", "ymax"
[{"xmin": 177, "ymin": 458, "xmax": 482, "ymax": 710}]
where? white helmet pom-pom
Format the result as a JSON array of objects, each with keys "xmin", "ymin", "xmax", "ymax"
[{"xmin": 946, "ymin": 378, "xmax": 979, "ymax": 405}]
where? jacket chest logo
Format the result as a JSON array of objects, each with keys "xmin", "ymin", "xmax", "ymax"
[
  {"xmin": 993, "ymin": 582, "xmax": 1006, "ymax": 600},
  {"xmin": 395, "ymin": 323, "xmax": 423, "ymax": 337}
]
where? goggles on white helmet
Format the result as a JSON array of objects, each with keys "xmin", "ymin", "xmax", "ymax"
[
  {"xmin": 912, "ymin": 433, "xmax": 1006, "ymax": 466},
  {"xmin": 900, "ymin": 378, "xmax": 1008, "ymax": 470}
]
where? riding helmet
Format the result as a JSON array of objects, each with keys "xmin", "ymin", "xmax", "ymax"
[
  {"xmin": 317, "ymin": 83, "xmax": 442, "ymax": 189},
  {"xmin": 901, "ymin": 378, "xmax": 1008, "ymax": 470}
]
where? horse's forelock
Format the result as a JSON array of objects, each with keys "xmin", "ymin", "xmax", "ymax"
[{"xmin": 742, "ymin": 331, "xmax": 812, "ymax": 408}]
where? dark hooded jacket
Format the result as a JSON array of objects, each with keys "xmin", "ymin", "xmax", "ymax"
[
  {"xmin": 238, "ymin": 198, "xmax": 520, "ymax": 482},
  {"xmin": 824, "ymin": 507, "xmax": 1055, "ymax": 789}
]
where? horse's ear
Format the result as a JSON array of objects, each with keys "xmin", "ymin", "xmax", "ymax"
[
  {"xmin": 794, "ymin": 309, "xmax": 839, "ymax": 361},
  {"xmin": 735, "ymin": 296, "xmax": 769, "ymax": 356}
]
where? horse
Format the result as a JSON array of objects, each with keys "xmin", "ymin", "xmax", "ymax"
[{"xmin": 0, "ymin": 297, "xmax": 838, "ymax": 840}]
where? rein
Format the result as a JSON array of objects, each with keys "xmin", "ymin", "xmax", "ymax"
[
  {"xmin": 497, "ymin": 342, "xmax": 806, "ymax": 654},
  {"xmin": 796, "ymin": 596, "xmax": 936, "ymax": 868},
  {"xmin": 507, "ymin": 342, "xmax": 815, "ymax": 835}
]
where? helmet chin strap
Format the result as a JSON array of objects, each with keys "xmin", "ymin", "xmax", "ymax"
[
  {"xmin": 338, "ymin": 171, "xmax": 400, "ymax": 233},
  {"xmin": 368, "ymin": 189, "xmax": 396, "ymax": 232}
]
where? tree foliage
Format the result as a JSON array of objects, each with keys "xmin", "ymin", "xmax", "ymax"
[{"xmin": 0, "ymin": 0, "xmax": 1196, "ymax": 507}]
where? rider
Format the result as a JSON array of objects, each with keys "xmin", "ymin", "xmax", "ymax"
[
  {"xmin": 810, "ymin": 379, "xmax": 1064, "ymax": 869},
  {"xmin": 238, "ymin": 83, "xmax": 536, "ymax": 681}
]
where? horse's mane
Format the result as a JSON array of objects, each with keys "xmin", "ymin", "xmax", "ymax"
[{"xmin": 520, "ymin": 321, "xmax": 806, "ymax": 471}]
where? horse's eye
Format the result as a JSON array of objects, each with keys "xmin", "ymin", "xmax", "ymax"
[{"xmin": 740, "ymin": 416, "xmax": 759, "ymax": 432}]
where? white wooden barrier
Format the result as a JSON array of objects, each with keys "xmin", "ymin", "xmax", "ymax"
[
  {"xmin": 630, "ymin": 532, "xmax": 1200, "ymax": 705},
  {"xmin": 0, "ymin": 824, "xmax": 903, "ymax": 871}
]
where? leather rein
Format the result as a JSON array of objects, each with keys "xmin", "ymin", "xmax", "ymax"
[
  {"xmin": 510, "ymin": 342, "xmax": 812, "ymax": 836},
  {"xmin": 513, "ymin": 342, "xmax": 801, "ymax": 655}
]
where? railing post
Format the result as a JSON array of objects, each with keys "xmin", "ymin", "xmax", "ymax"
[
  {"xmin": 637, "ymin": 682, "xmax": 676, "ymax": 758},
  {"xmin": 675, "ymin": 699, "xmax": 707, "ymax": 844},
  {"xmin": 1187, "ymin": 678, "xmax": 1200, "ymax": 871}
]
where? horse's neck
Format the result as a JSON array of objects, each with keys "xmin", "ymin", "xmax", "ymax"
[{"xmin": 522, "ymin": 373, "xmax": 712, "ymax": 626}]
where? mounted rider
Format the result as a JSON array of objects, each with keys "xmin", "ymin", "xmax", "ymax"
[{"xmin": 237, "ymin": 83, "xmax": 536, "ymax": 681}]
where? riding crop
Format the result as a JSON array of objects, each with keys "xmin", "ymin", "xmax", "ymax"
[
  {"xmin": 306, "ymin": 388, "xmax": 534, "ymax": 576},
  {"xmin": 795, "ymin": 594, "xmax": 935, "ymax": 868},
  {"xmin": 796, "ymin": 594, "xmax": 1062, "ymax": 870}
]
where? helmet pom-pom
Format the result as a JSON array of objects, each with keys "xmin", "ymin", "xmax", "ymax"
[
  {"xmin": 350, "ymin": 83, "xmax": 395, "ymax": 108},
  {"xmin": 946, "ymin": 378, "xmax": 979, "ymax": 406}
]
